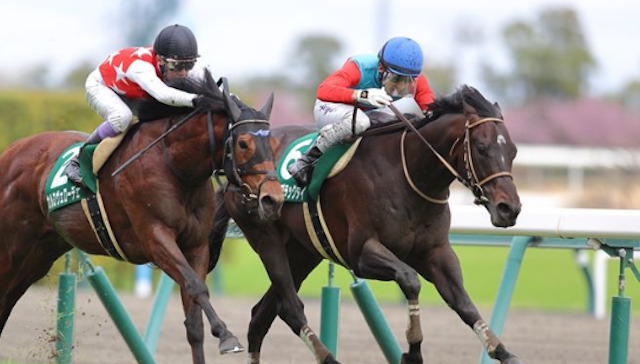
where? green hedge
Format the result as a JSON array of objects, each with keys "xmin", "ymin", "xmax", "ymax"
[{"xmin": 0, "ymin": 90, "xmax": 100, "ymax": 150}]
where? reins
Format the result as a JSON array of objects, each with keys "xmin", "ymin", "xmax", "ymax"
[
  {"xmin": 111, "ymin": 108, "xmax": 200, "ymax": 176},
  {"xmin": 388, "ymin": 104, "xmax": 513, "ymax": 206}
]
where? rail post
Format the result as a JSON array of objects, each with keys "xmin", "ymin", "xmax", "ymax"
[
  {"xmin": 320, "ymin": 262, "xmax": 340, "ymax": 355},
  {"xmin": 608, "ymin": 248, "xmax": 632, "ymax": 364},
  {"xmin": 144, "ymin": 272, "xmax": 175, "ymax": 353},
  {"xmin": 77, "ymin": 252, "xmax": 156, "ymax": 364},
  {"xmin": 350, "ymin": 272, "xmax": 402, "ymax": 364},
  {"xmin": 479, "ymin": 236, "xmax": 532, "ymax": 364},
  {"xmin": 56, "ymin": 252, "xmax": 76, "ymax": 364}
]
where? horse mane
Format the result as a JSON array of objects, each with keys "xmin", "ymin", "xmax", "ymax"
[
  {"xmin": 427, "ymin": 85, "xmax": 500, "ymax": 121},
  {"xmin": 136, "ymin": 69, "xmax": 226, "ymax": 122}
]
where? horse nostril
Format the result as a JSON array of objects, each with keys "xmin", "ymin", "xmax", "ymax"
[
  {"xmin": 259, "ymin": 195, "xmax": 276, "ymax": 210},
  {"xmin": 497, "ymin": 202, "xmax": 513, "ymax": 216}
]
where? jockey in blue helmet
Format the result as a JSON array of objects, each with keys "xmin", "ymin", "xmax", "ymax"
[{"xmin": 287, "ymin": 36, "xmax": 435, "ymax": 187}]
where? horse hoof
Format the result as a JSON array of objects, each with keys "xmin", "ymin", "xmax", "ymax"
[
  {"xmin": 400, "ymin": 352, "xmax": 423, "ymax": 364},
  {"xmin": 323, "ymin": 354, "xmax": 340, "ymax": 364},
  {"xmin": 502, "ymin": 356, "xmax": 524, "ymax": 364},
  {"xmin": 219, "ymin": 335, "xmax": 244, "ymax": 354}
]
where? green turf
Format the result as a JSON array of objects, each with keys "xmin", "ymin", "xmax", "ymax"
[{"xmin": 217, "ymin": 239, "xmax": 640, "ymax": 314}]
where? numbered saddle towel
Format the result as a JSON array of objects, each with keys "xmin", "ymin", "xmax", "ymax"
[{"xmin": 276, "ymin": 132, "xmax": 362, "ymax": 203}]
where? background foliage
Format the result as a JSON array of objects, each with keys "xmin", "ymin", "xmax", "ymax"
[{"xmin": 0, "ymin": 91, "xmax": 99, "ymax": 150}]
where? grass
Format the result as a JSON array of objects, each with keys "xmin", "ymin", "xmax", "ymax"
[
  {"xmin": 37, "ymin": 237, "xmax": 640, "ymax": 315},
  {"xmin": 216, "ymin": 238, "xmax": 640, "ymax": 314}
]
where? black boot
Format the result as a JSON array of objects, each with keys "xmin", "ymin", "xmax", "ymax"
[
  {"xmin": 287, "ymin": 146, "xmax": 323, "ymax": 187},
  {"xmin": 64, "ymin": 130, "xmax": 103, "ymax": 186}
]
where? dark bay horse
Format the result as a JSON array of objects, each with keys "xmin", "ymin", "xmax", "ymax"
[
  {"xmin": 210, "ymin": 85, "xmax": 523, "ymax": 364},
  {"xmin": 0, "ymin": 71, "xmax": 283, "ymax": 364}
]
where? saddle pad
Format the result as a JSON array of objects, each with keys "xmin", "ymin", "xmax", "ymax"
[
  {"xmin": 276, "ymin": 133, "xmax": 362, "ymax": 203},
  {"xmin": 45, "ymin": 143, "xmax": 91, "ymax": 212}
]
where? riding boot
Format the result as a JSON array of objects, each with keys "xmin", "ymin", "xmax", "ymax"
[
  {"xmin": 64, "ymin": 129, "xmax": 103, "ymax": 186},
  {"xmin": 287, "ymin": 145, "xmax": 323, "ymax": 187}
]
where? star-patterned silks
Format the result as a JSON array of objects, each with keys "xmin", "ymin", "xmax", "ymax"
[{"xmin": 98, "ymin": 47, "xmax": 161, "ymax": 99}]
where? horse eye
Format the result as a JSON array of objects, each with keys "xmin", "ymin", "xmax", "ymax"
[
  {"xmin": 476, "ymin": 143, "xmax": 488, "ymax": 155},
  {"xmin": 238, "ymin": 140, "xmax": 249, "ymax": 149}
]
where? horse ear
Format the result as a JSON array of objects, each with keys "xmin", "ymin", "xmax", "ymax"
[
  {"xmin": 260, "ymin": 92, "xmax": 275, "ymax": 120},
  {"xmin": 222, "ymin": 82, "xmax": 242, "ymax": 121}
]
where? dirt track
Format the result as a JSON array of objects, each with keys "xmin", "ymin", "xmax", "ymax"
[{"xmin": 1, "ymin": 286, "xmax": 639, "ymax": 364}]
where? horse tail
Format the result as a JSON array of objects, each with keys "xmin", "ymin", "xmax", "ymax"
[{"xmin": 208, "ymin": 186, "xmax": 231, "ymax": 273}]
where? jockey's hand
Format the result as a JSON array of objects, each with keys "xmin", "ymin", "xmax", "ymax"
[
  {"xmin": 356, "ymin": 88, "xmax": 392, "ymax": 108},
  {"xmin": 192, "ymin": 95, "xmax": 205, "ymax": 109}
]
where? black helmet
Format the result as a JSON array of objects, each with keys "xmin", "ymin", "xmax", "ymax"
[{"xmin": 153, "ymin": 24, "xmax": 199, "ymax": 60}]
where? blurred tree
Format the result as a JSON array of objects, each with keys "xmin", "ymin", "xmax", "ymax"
[
  {"xmin": 286, "ymin": 34, "xmax": 344, "ymax": 109},
  {"xmin": 61, "ymin": 61, "xmax": 95, "ymax": 90},
  {"xmin": 423, "ymin": 61, "xmax": 457, "ymax": 96},
  {"xmin": 614, "ymin": 80, "xmax": 640, "ymax": 112},
  {"xmin": 482, "ymin": 7, "xmax": 596, "ymax": 105},
  {"xmin": 120, "ymin": 0, "xmax": 181, "ymax": 47},
  {"xmin": 20, "ymin": 64, "xmax": 51, "ymax": 89}
]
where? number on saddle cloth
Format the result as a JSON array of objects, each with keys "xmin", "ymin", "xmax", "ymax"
[
  {"xmin": 276, "ymin": 132, "xmax": 361, "ymax": 203},
  {"xmin": 44, "ymin": 143, "xmax": 96, "ymax": 212}
]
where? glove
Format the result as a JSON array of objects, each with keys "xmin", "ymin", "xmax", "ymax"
[
  {"xmin": 356, "ymin": 88, "xmax": 392, "ymax": 108},
  {"xmin": 192, "ymin": 95, "xmax": 205, "ymax": 108}
]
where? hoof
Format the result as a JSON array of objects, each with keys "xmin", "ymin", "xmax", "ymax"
[
  {"xmin": 502, "ymin": 356, "xmax": 524, "ymax": 364},
  {"xmin": 219, "ymin": 335, "xmax": 244, "ymax": 354},
  {"xmin": 400, "ymin": 352, "xmax": 423, "ymax": 364},
  {"xmin": 322, "ymin": 354, "xmax": 340, "ymax": 364}
]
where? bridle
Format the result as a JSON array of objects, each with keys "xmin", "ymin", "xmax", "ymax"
[
  {"xmin": 218, "ymin": 118, "xmax": 277, "ymax": 206},
  {"xmin": 392, "ymin": 104, "xmax": 513, "ymax": 206}
]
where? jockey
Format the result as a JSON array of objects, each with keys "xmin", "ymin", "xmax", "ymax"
[
  {"xmin": 287, "ymin": 36, "xmax": 436, "ymax": 187},
  {"xmin": 64, "ymin": 24, "xmax": 205, "ymax": 185}
]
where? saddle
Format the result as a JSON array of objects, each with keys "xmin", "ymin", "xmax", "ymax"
[
  {"xmin": 44, "ymin": 124, "xmax": 137, "ymax": 261},
  {"xmin": 277, "ymin": 133, "xmax": 362, "ymax": 203}
]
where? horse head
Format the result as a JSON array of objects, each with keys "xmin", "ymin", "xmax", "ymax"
[
  {"xmin": 453, "ymin": 85, "xmax": 521, "ymax": 227},
  {"xmin": 220, "ymin": 82, "xmax": 284, "ymax": 221},
  {"xmin": 134, "ymin": 70, "xmax": 283, "ymax": 221}
]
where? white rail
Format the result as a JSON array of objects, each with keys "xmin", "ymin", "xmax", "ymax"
[{"xmin": 450, "ymin": 205, "xmax": 640, "ymax": 240}]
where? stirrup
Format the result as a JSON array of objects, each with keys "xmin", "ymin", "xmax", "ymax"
[
  {"xmin": 290, "ymin": 164, "xmax": 313, "ymax": 187},
  {"xmin": 64, "ymin": 157, "xmax": 84, "ymax": 187}
]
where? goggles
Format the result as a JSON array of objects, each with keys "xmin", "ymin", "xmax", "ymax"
[
  {"xmin": 163, "ymin": 57, "xmax": 197, "ymax": 72},
  {"xmin": 381, "ymin": 70, "xmax": 417, "ymax": 98}
]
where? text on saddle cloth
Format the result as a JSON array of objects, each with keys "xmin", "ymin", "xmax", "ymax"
[{"xmin": 276, "ymin": 132, "xmax": 362, "ymax": 203}]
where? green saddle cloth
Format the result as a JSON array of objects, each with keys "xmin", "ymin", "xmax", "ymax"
[
  {"xmin": 45, "ymin": 143, "xmax": 99, "ymax": 212},
  {"xmin": 276, "ymin": 132, "xmax": 352, "ymax": 203}
]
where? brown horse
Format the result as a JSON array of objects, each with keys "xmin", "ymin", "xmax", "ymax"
[
  {"xmin": 0, "ymin": 71, "xmax": 284, "ymax": 364},
  {"xmin": 210, "ymin": 85, "xmax": 523, "ymax": 364}
]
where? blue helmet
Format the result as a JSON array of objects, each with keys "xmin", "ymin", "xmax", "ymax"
[{"xmin": 377, "ymin": 37, "xmax": 423, "ymax": 77}]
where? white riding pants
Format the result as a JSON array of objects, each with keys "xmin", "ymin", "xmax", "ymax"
[
  {"xmin": 313, "ymin": 100, "xmax": 371, "ymax": 152},
  {"xmin": 312, "ymin": 97, "xmax": 424, "ymax": 152},
  {"xmin": 85, "ymin": 69, "xmax": 133, "ymax": 133}
]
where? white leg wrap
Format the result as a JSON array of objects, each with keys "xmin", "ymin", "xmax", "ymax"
[
  {"xmin": 473, "ymin": 319, "xmax": 499, "ymax": 355},
  {"xmin": 86, "ymin": 69, "xmax": 134, "ymax": 133}
]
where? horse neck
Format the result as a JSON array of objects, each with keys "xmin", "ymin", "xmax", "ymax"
[
  {"xmin": 164, "ymin": 113, "xmax": 226, "ymax": 185},
  {"xmin": 403, "ymin": 114, "xmax": 466, "ymax": 195}
]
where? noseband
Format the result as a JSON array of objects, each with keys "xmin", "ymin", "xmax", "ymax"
[
  {"xmin": 399, "ymin": 114, "xmax": 513, "ymax": 205},
  {"xmin": 217, "ymin": 118, "xmax": 277, "ymax": 205}
]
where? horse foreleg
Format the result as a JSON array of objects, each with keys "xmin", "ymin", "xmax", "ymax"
[
  {"xmin": 147, "ymin": 228, "xmax": 242, "ymax": 361},
  {"xmin": 246, "ymin": 232, "xmax": 333, "ymax": 363},
  {"xmin": 356, "ymin": 238, "xmax": 423, "ymax": 364},
  {"xmin": 420, "ymin": 244, "xmax": 523, "ymax": 364},
  {"xmin": 182, "ymin": 295, "xmax": 205, "ymax": 364}
]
